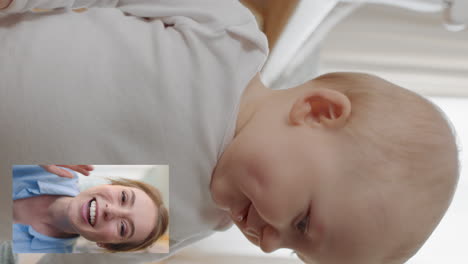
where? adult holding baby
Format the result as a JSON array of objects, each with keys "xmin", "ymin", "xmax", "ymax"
[{"xmin": 12, "ymin": 165, "xmax": 168, "ymax": 253}]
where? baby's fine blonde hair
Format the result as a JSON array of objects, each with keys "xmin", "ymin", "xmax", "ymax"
[{"xmin": 311, "ymin": 72, "xmax": 460, "ymax": 263}]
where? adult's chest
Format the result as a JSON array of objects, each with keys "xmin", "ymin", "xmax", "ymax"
[
  {"xmin": 13, "ymin": 195, "xmax": 78, "ymax": 238},
  {"xmin": 13, "ymin": 195, "xmax": 58, "ymax": 226}
]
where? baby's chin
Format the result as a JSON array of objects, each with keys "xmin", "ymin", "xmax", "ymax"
[
  {"xmin": 244, "ymin": 232, "xmax": 260, "ymax": 247},
  {"xmin": 235, "ymin": 223, "xmax": 265, "ymax": 251}
]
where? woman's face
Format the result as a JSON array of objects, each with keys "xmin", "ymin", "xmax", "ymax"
[{"xmin": 67, "ymin": 184, "xmax": 158, "ymax": 246}]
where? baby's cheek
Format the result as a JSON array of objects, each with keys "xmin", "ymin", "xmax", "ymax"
[{"xmin": 209, "ymin": 176, "xmax": 232, "ymax": 210}]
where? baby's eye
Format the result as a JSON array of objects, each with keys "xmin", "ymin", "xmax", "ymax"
[
  {"xmin": 121, "ymin": 191, "xmax": 127, "ymax": 203},
  {"xmin": 296, "ymin": 214, "xmax": 310, "ymax": 234},
  {"xmin": 120, "ymin": 221, "xmax": 126, "ymax": 237}
]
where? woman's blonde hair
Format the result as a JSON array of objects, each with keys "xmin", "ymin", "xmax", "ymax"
[{"xmin": 101, "ymin": 178, "xmax": 169, "ymax": 252}]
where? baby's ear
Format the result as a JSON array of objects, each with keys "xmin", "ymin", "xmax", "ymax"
[{"xmin": 289, "ymin": 88, "xmax": 351, "ymax": 129}]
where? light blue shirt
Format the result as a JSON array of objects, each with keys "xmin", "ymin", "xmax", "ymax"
[{"xmin": 12, "ymin": 165, "xmax": 80, "ymax": 253}]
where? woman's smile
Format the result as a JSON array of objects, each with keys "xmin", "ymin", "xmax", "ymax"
[
  {"xmin": 89, "ymin": 198, "xmax": 98, "ymax": 226},
  {"xmin": 81, "ymin": 197, "xmax": 99, "ymax": 227}
]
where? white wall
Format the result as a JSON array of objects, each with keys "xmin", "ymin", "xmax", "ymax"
[{"xmin": 319, "ymin": 4, "xmax": 468, "ymax": 97}]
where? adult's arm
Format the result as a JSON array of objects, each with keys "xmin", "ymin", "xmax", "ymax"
[{"xmin": 0, "ymin": 0, "xmax": 252, "ymax": 30}]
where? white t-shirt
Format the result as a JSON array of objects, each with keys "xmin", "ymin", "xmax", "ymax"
[{"xmin": 0, "ymin": 0, "xmax": 268, "ymax": 262}]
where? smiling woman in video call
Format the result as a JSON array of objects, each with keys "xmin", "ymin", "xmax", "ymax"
[{"xmin": 12, "ymin": 165, "xmax": 169, "ymax": 253}]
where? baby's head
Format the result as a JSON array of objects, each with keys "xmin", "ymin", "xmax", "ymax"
[{"xmin": 210, "ymin": 72, "xmax": 459, "ymax": 264}]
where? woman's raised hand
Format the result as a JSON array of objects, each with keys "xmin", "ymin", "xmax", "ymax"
[
  {"xmin": 40, "ymin": 165, "xmax": 94, "ymax": 178},
  {"xmin": 0, "ymin": 0, "xmax": 13, "ymax": 10}
]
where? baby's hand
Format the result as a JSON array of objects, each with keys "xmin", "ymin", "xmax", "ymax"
[
  {"xmin": 40, "ymin": 165, "xmax": 94, "ymax": 178},
  {"xmin": 0, "ymin": 0, "xmax": 12, "ymax": 10}
]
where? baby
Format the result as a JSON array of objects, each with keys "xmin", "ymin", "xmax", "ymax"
[{"xmin": 210, "ymin": 72, "xmax": 460, "ymax": 264}]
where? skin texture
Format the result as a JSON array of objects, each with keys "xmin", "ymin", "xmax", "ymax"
[
  {"xmin": 0, "ymin": 0, "xmax": 12, "ymax": 10},
  {"xmin": 14, "ymin": 184, "xmax": 158, "ymax": 248},
  {"xmin": 210, "ymin": 74, "xmax": 406, "ymax": 264}
]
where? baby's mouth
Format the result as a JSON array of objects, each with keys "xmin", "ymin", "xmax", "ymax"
[
  {"xmin": 245, "ymin": 226, "xmax": 260, "ymax": 239},
  {"xmin": 232, "ymin": 202, "xmax": 251, "ymax": 224},
  {"xmin": 88, "ymin": 198, "xmax": 97, "ymax": 227}
]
